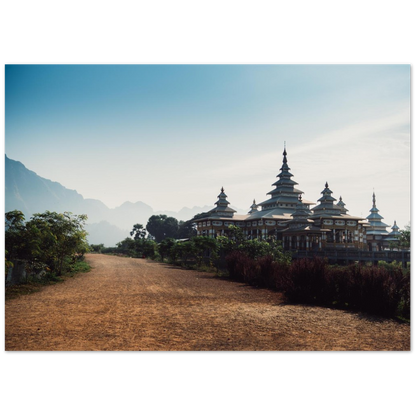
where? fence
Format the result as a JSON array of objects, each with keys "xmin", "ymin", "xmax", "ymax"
[{"xmin": 290, "ymin": 249, "xmax": 410, "ymax": 267}]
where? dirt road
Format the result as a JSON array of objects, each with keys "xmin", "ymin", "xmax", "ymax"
[{"xmin": 5, "ymin": 254, "xmax": 410, "ymax": 351}]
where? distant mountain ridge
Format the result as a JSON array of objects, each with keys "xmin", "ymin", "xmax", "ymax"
[{"xmin": 4, "ymin": 155, "xmax": 222, "ymax": 246}]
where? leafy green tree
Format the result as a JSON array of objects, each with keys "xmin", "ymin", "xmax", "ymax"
[
  {"xmin": 158, "ymin": 238, "xmax": 177, "ymax": 261},
  {"xmin": 90, "ymin": 244, "xmax": 105, "ymax": 253},
  {"xmin": 130, "ymin": 223, "xmax": 147, "ymax": 240},
  {"xmin": 177, "ymin": 219, "xmax": 197, "ymax": 239},
  {"xmin": 139, "ymin": 240, "xmax": 158, "ymax": 258},
  {"xmin": 5, "ymin": 210, "xmax": 28, "ymax": 262},
  {"xmin": 225, "ymin": 225, "xmax": 245, "ymax": 244},
  {"xmin": 399, "ymin": 223, "xmax": 410, "ymax": 249},
  {"xmin": 146, "ymin": 215, "xmax": 179, "ymax": 242},
  {"xmin": 192, "ymin": 236, "xmax": 219, "ymax": 265},
  {"xmin": 26, "ymin": 211, "xmax": 89, "ymax": 275},
  {"xmin": 215, "ymin": 225, "xmax": 290, "ymax": 264},
  {"xmin": 5, "ymin": 210, "xmax": 89, "ymax": 277},
  {"xmin": 116, "ymin": 238, "xmax": 136, "ymax": 256},
  {"xmin": 132, "ymin": 239, "xmax": 158, "ymax": 258}
]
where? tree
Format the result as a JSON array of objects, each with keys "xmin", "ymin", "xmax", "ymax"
[
  {"xmin": 192, "ymin": 236, "xmax": 219, "ymax": 266},
  {"xmin": 26, "ymin": 211, "xmax": 89, "ymax": 275},
  {"xmin": 158, "ymin": 238, "xmax": 177, "ymax": 261},
  {"xmin": 5, "ymin": 210, "xmax": 89, "ymax": 278},
  {"xmin": 90, "ymin": 244, "xmax": 104, "ymax": 253},
  {"xmin": 5, "ymin": 210, "xmax": 27, "ymax": 262},
  {"xmin": 177, "ymin": 219, "xmax": 197, "ymax": 239},
  {"xmin": 399, "ymin": 223, "xmax": 410, "ymax": 249},
  {"xmin": 116, "ymin": 238, "xmax": 136, "ymax": 256},
  {"xmin": 146, "ymin": 215, "xmax": 179, "ymax": 242},
  {"xmin": 130, "ymin": 223, "xmax": 147, "ymax": 240}
]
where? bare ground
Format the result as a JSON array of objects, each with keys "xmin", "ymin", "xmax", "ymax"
[{"xmin": 5, "ymin": 254, "xmax": 410, "ymax": 351}]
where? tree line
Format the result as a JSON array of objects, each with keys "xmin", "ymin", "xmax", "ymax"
[
  {"xmin": 90, "ymin": 213, "xmax": 207, "ymax": 257},
  {"xmin": 5, "ymin": 209, "xmax": 410, "ymax": 320}
]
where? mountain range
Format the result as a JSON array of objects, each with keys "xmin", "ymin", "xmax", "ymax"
[{"xmin": 5, "ymin": 155, "xmax": 243, "ymax": 246}]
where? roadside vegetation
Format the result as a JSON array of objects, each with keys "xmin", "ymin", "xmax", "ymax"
[
  {"xmin": 97, "ymin": 219, "xmax": 410, "ymax": 321},
  {"xmin": 5, "ymin": 208, "xmax": 410, "ymax": 320},
  {"xmin": 5, "ymin": 210, "xmax": 90, "ymax": 299}
]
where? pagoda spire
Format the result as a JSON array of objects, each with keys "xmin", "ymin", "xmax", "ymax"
[
  {"xmin": 258, "ymin": 143, "xmax": 306, "ymax": 213},
  {"xmin": 248, "ymin": 199, "xmax": 258, "ymax": 214},
  {"xmin": 283, "ymin": 142, "xmax": 287, "ymax": 164},
  {"xmin": 207, "ymin": 186, "xmax": 236, "ymax": 218},
  {"xmin": 337, "ymin": 196, "xmax": 349, "ymax": 213},
  {"xmin": 366, "ymin": 191, "xmax": 389, "ymax": 234},
  {"xmin": 311, "ymin": 182, "xmax": 342, "ymax": 217}
]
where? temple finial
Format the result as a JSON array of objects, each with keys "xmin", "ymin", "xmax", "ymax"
[
  {"xmin": 221, "ymin": 186, "xmax": 224, "ymax": 193},
  {"xmin": 372, "ymin": 191, "xmax": 376, "ymax": 207},
  {"xmin": 282, "ymin": 143, "xmax": 287, "ymax": 163},
  {"xmin": 325, "ymin": 181, "xmax": 329, "ymax": 188}
]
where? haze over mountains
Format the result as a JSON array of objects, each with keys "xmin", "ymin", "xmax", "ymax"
[{"xmin": 5, "ymin": 155, "xmax": 244, "ymax": 246}]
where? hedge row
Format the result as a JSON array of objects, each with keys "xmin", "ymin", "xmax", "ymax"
[{"xmin": 225, "ymin": 252, "xmax": 410, "ymax": 320}]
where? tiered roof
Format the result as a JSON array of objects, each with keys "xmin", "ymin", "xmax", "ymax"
[
  {"xmin": 257, "ymin": 145, "xmax": 313, "ymax": 214},
  {"xmin": 248, "ymin": 199, "xmax": 258, "ymax": 214},
  {"xmin": 280, "ymin": 195, "xmax": 328, "ymax": 234},
  {"xmin": 310, "ymin": 183, "xmax": 363, "ymax": 220},
  {"xmin": 208, "ymin": 187, "xmax": 237, "ymax": 218},
  {"xmin": 311, "ymin": 182, "xmax": 343, "ymax": 217},
  {"xmin": 384, "ymin": 220, "xmax": 401, "ymax": 243},
  {"xmin": 336, "ymin": 196, "xmax": 348, "ymax": 213},
  {"xmin": 366, "ymin": 192, "xmax": 390, "ymax": 236}
]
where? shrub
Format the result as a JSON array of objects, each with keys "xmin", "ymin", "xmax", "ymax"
[
  {"xmin": 224, "ymin": 244, "xmax": 411, "ymax": 319},
  {"xmin": 256, "ymin": 255, "xmax": 289, "ymax": 290},
  {"xmin": 284, "ymin": 257, "xmax": 329, "ymax": 304},
  {"xmin": 225, "ymin": 251, "xmax": 259, "ymax": 283},
  {"xmin": 354, "ymin": 265, "xmax": 409, "ymax": 318}
]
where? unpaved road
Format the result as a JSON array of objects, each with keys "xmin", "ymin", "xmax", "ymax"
[{"xmin": 5, "ymin": 254, "xmax": 410, "ymax": 351}]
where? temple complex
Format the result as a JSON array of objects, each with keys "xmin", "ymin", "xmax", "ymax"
[{"xmin": 194, "ymin": 145, "xmax": 400, "ymax": 252}]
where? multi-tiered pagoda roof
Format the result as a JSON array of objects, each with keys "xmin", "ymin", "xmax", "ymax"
[
  {"xmin": 207, "ymin": 187, "xmax": 237, "ymax": 218},
  {"xmin": 254, "ymin": 146, "xmax": 314, "ymax": 218},
  {"xmin": 366, "ymin": 192, "xmax": 390, "ymax": 236}
]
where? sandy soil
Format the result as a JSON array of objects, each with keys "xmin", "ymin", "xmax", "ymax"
[{"xmin": 5, "ymin": 254, "xmax": 410, "ymax": 351}]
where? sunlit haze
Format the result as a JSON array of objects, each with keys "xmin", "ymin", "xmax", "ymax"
[{"xmin": 5, "ymin": 64, "xmax": 410, "ymax": 228}]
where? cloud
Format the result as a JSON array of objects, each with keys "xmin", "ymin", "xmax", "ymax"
[{"xmin": 195, "ymin": 109, "xmax": 410, "ymax": 226}]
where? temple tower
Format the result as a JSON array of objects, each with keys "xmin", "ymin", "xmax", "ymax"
[
  {"xmin": 308, "ymin": 182, "xmax": 365, "ymax": 249},
  {"xmin": 310, "ymin": 182, "xmax": 343, "ymax": 217},
  {"xmin": 337, "ymin": 196, "xmax": 348, "ymax": 214},
  {"xmin": 365, "ymin": 192, "xmax": 390, "ymax": 251},
  {"xmin": 257, "ymin": 145, "xmax": 309, "ymax": 213},
  {"xmin": 207, "ymin": 187, "xmax": 236, "ymax": 218},
  {"xmin": 248, "ymin": 199, "xmax": 258, "ymax": 214},
  {"xmin": 384, "ymin": 220, "xmax": 401, "ymax": 247}
]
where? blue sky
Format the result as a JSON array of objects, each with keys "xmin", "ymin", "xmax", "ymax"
[{"xmin": 5, "ymin": 64, "xmax": 410, "ymax": 228}]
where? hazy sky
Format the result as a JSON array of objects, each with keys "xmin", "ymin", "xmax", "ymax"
[{"xmin": 5, "ymin": 64, "xmax": 410, "ymax": 228}]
